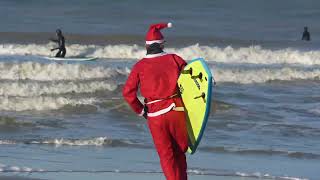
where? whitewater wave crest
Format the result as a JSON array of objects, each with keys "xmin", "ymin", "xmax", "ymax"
[
  {"xmin": 0, "ymin": 80, "xmax": 117, "ymax": 97},
  {"xmin": 213, "ymin": 63, "xmax": 320, "ymax": 83},
  {"xmin": 0, "ymin": 61, "xmax": 129, "ymax": 81},
  {"xmin": 0, "ymin": 163, "xmax": 44, "ymax": 173},
  {"xmin": 0, "ymin": 96, "xmax": 99, "ymax": 111},
  {"xmin": 0, "ymin": 137, "xmax": 141, "ymax": 148},
  {"xmin": 1, "ymin": 43, "xmax": 320, "ymax": 66}
]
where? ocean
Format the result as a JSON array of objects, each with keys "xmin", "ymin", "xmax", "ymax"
[{"xmin": 0, "ymin": 0, "xmax": 319, "ymax": 180}]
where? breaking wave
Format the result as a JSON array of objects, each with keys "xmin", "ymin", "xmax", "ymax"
[
  {"xmin": 0, "ymin": 60, "xmax": 127, "ymax": 111},
  {"xmin": 1, "ymin": 43, "xmax": 320, "ymax": 65},
  {"xmin": 212, "ymin": 63, "xmax": 320, "ymax": 84},
  {"xmin": 0, "ymin": 80, "xmax": 117, "ymax": 97},
  {"xmin": 0, "ymin": 163, "xmax": 44, "ymax": 173},
  {"xmin": 0, "ymin": 96, "xmax": 99, "ymax": 111},
  {"xmin": 0, "ymin": 61, "xmax": 129, "ymax": 81},
  {"xmin": 0, "ymin": 43, "xmax": 319, "ymax": 111}
]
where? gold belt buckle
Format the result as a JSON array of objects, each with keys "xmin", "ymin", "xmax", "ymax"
[{"xmin": 173, "ymin": 107, "xmax": 184, "ymax": 111}]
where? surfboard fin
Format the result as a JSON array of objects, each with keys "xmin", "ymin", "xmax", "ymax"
[
  {"xmin": 194, "ymin": 92, "xmax": 206, "ymax": 100},
  {"xmin": 181, "ymin": 68, "xmax": 193, "ymax": 75},
  {"xmin": 191, "ymin": 72, "xmax": 203, "ymax": 81}
]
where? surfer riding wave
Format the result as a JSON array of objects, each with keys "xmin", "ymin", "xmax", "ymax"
[{"xmin": 50, "ymin": 29, "xmax": 66, "ymax": 57}]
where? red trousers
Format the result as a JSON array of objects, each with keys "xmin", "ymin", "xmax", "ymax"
[{"xmin": 148, "ymin": 110, "xmax": 188, "ymax": 180}]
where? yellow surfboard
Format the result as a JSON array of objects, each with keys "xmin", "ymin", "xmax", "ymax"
[{"xmin": 177, "ymin": 58, "xmax": 213, "ymax": 154}]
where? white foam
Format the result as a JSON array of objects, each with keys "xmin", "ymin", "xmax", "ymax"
[
  {"xmin": 31, "ymin": 137, "xmax": 112, "ymax": 146},
  {"xmin": 309, "ymin": 108, "xmax": 320, "ymax": 116},
  {"xmin": 214, "ymin": 65, "xmax": 320, "ymax": 83},
  {"xmin": 0, "ymin": 140, "xmax": 15, "ymax": 145},
  {"xmin": 172, "ymin": 44, "xmax": 320, "ymax": 66},
  {"xmin": 0, "ymin": 96, "xmax": 98, "ymax": 111},
  {"xmin": 0, "ymin": 137, "xmax": 133, "ymax": 147},
  {"xmin": 0, "ymin": 61, "xmax": 129, "ymax": 81},
  {"xmin": 0, "ymin": 80, "xmax": 117, "ymax": 96},
  {"xmin": 187, "ymin": 169, "xmax": 204, "ymax": 175},
  {"xmin": 1, "ymin": 43, "xmax": 320, "ymax": 65},
  {"xmin": 0, "ymin": 43, "xmax": 319, "ymax": 85},
  {"xmin": 235, "ymin": 171, "xmax": 308, "ymax": 180},
  {"xmin": 21, "ymin": 167, "xmax": 32, "ymax": 172},
  {"xmin": 3, "ymin": 60, "xmax": 318, "ymax": 84},
  {"xmin": 0, "ymin": 163, "xmax": 37, "ymax": 173},
  {"xmin": 277, "ymin": 176, "xmax": 308, "ymax": 180},
  {"xmin": 9, "ymin": 166, "xmax": 20, "ymax": 171}
]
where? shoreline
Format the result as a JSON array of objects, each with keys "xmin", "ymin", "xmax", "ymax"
[{"xmin": 0, "ymin": 173, "xmax": 274, "ymax": 180}]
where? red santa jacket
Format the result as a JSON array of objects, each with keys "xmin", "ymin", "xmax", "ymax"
[{"xmin": 122, "ymin": 52, "xmax": 187, "ymax": 117}]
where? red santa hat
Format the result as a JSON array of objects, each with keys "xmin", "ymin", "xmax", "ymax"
[{"xmin": 145, "ymin": 22, "xmax": 172, "ymax": 44}]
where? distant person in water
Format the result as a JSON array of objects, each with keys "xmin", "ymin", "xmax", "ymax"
[
  {"xmin": 50, "ymin": 29, "xmax": 66, "ymax": 57},
  {"xmin": 302, "ymin": 26, "xmax": 311, "ymax": 41}
]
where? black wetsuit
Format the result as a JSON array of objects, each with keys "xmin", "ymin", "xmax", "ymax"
[
  {"xmin": 51, "ymin": 35, "xmax": 66, "ymax": 57},
  {"xmin": 302, "ymin": 30, "xmax": 310, "ymax": 41}
]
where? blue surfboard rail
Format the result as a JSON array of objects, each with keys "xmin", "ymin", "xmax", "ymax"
[{"xmin": 188, "ymin": 58, "xmax": 213, "ymax": 154}]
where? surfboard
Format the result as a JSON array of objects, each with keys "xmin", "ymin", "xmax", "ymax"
[
  {"xmin": 177, "ymin": 58, "xmax": 213, "ymax": 154},
  {"xmin": 44, "ymin": 57, "xmax": 98, "ymax": 61}
]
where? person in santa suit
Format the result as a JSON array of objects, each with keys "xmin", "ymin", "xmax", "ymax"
[{"xmin": 122, "ymin": 22, "xmax": 189, "ymax": 180}]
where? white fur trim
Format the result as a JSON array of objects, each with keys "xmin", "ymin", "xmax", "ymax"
[
  {"xmin": 167, "ymin": 22, "xmax": 172, "ymax": 28},
  {"xmin": 145, "ymin": 52, "xmax": 167, "ymax": 58},
  {"xmin": 146, "ymin": 39, "xmax": 164, "ymax": 45},
  {"xmin": 146, "ymin": 93, "xmax": 178, "ymax": 104},
  {"xmin": 138, "ymin": 108, "xmax": 144, "ymax": 116},
  {"xmin": 147, "ymin": 103, "xmax": 176, "ymax": 117},
  {"xmin": 146, "ymin": 99, "xmax": 163, "ymax": 105}
]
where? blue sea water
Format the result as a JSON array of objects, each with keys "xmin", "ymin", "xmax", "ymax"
[
  {"xmin": 0, "ymin": 0, "xmax": 320, "ymax": 41},
  {"xmin": 0, "ymin": 1, "xmax": 319, "ymax": 180}
]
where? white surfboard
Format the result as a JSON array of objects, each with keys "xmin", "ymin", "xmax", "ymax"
[{"xmin": 44, "ymin": 57, "xmax": 98, "ymax": 61}]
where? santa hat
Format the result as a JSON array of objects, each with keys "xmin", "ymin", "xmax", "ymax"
[{"xmin": 145, "ymin": 22, "xmax": 172, "ymax": 44}]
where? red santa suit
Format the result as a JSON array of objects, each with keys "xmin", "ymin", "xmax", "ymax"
[{"xmin": 122, "ymin": 23, "xmax": 188, "ymax": 180}]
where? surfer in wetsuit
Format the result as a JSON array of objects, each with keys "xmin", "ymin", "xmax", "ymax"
[
  {"xmin": 302, "ymin": 26, "xmax": 311, "ymax": 41},
  {"xmin": 123, "ymin": 23, "xmax": 188, "ymax": 180},
  {"xmin": 50, "ymin": 29, "xmax": 66, "ymax": 57}
]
